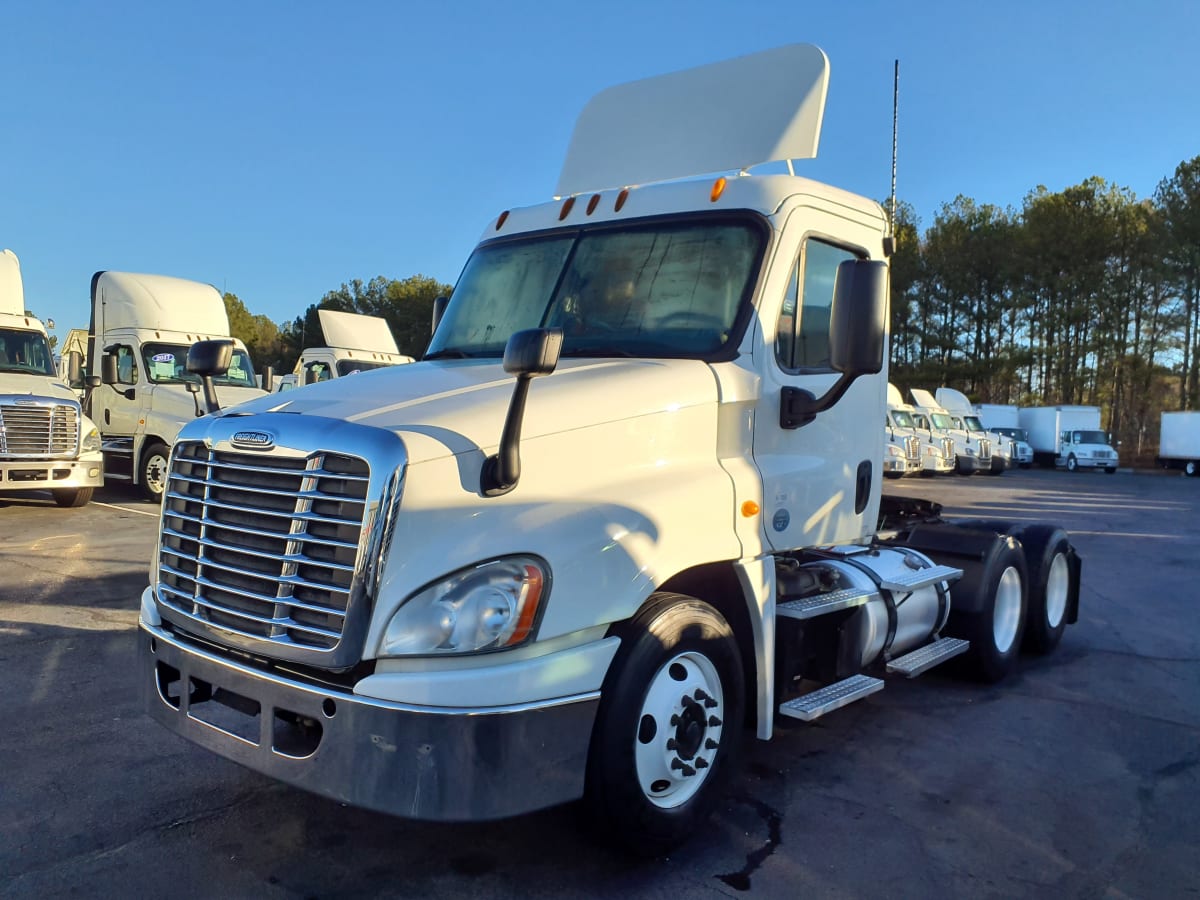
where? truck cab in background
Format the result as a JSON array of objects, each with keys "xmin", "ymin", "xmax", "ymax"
[
  {"xmin": 72, "ymin": 271, "xmax": 267, "ymax": 500},
  {"xmin": 277, "ymin": 309, "xmax": 414, "ymax": 392},
  {"xmin": 885, "ymin": 383, "xmax": 953, "ymax": 476},
  {"xmin": 911, "ymin": 388, "xmax": 991, "ymax": 475},
  {"xmin": 975, "ymin": 403, "xmax": 1034, "ymax": 468},
  {"xmin": 1019, "ymin": 405, "xmax": 1118, "ymax": 473},
  {"xmin": 935, "ymin": 387, "xmax": 1012, "ymax": 475},
  {"xmin": 0, "ymin": 249, "xmax": 104, "ymax": 507}
]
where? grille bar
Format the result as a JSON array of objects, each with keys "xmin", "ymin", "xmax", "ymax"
[
  {"xmin": 0, "ymin": 403, "xmax": 79, "ymax": 457},
  {"xmin": 158, "ymin": 566, "xmax": 348, "ymax": 620},
  {"xmin": 160, "ymin": 509, "xmax": 360, "ymax": 550},
  {"xmin": 163, "ymin": 490, "xmax": 361, "ymax": 526},
  {"xmin": 169, "ymin": 470, "xmax": 370, "ymax": 504},
  {"xmin": 157, "ymin": 583, "xmax": 342, "ymax": 641},
  {"xmin": 186, "ymin": 457, "xmax": 370, "ymax": 481},
  {"xmin": 160, "ymin": 525, "xmax": 356, "ymax": 572},
  {"xmin": 161, "ymin": 549, "xmax": 352, "ymax": 595}
]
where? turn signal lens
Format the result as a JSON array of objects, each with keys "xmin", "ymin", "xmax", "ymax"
[{"xmin": 741, "ymin": 501, "xmax": 760, "ymax": 518}]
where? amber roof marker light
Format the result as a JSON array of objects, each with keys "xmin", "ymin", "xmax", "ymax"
[{"xmin": 710, "ymin": 177, "xmax": 727, "ymax": 202}]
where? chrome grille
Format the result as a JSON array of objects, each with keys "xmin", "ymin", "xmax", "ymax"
[
  {"xmin": 978, "ymin": 438, "xmax": 991, "ymax": 460},
  {"xmin": 941, "ymin": 437, "xmax": 954, "ymax": 459},
  {"xmin": 157, "ymin": 441, "xmax": 370, "ymax": 653},
  {"xmin": 905, "ymin": 435, "xmax": 920, "ymax": 462},
  {"xmin": 0, "ymin": 402, "xmax": 79, "ymax": 457}
]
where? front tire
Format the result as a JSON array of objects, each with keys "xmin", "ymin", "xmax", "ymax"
[
  {"xmin": 139, "ymin": 441, "xmax": 171, "ymax": 502},
  {"xmin": 1066, "ymin": 454, "xmax": 1078, "ymax": 472},
  {"xmin": 584, "ymin": 593, "xmax": 744, "ymax": 857},
  {"xmin": 52, "ymin": 487, "xmax": 93, "ymax": 508},
  {"xmin": 1187, "ymin": 460, "xmax": 1198, "ymax": 477}
]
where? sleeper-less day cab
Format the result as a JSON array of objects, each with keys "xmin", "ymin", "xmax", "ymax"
[
  {"xmin": 275, "ymin": 309, "xmax": 413, "ymax": 392},
  {"xmin": 137, "ymin": 45, "xmax": 1082, "ymax": 853}
]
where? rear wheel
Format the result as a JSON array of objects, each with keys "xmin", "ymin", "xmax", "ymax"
[
  {"xmin": 1018, "ymin": 525, "xmax": 1073, "ymax": 654},
  {"xmin": 52, "ymin": 487, "xmax": 93, "ymax": 508},
  {"xmin": 584, "ymin": 593, "xmax": 744, "ymax": 857},
  {"xmin": 946, "ymin": 538, "xmax": 1028, "ymax": 682},
  {"xmin": 1187, "ymin": 460, "xmax": 1198, "ymax": 477},
  {"xmin": 139, "ymin": 442, "xmax": 171, "ymax": 502}
]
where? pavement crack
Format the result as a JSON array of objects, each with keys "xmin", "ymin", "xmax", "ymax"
[{"xmin": 715, "ymin": 795, "xmax": 782, "ymax": 892}]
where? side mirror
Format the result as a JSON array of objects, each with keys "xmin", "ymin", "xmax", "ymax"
[
  {"xmin": 431, "ymin": 296, "xmax": 450, "ymax": 335},
  {"xmin": 480, "ymin": 328, "xmax": 564, "ymax": 497},
  {"xmin": 85, "ymin": 375, "xmax": 101, "ymax": 389},
  {"xmin": 304, "ymin": 366, "xmax": 317, "ymax": 386},
  {"xmin": 100, "ymin": 353, "xmax": 119, "ymax": 385},
  {"xmin": 187, "ymin": 339, "xmax": 234, "ymax": 414},
  {"xmin": 67, "ymin": 351, "xmax": 83, "ymax": 387},
  {"xmin": 261, "ymin": 365, "xmax": 274, "ymax": 393},
  {"xmin": 781, "ymin": 260, "xmax": 887, "ymax": 429}
]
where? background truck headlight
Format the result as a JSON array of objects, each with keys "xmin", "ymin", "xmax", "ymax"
[
  {"xmin": 378, "ymin": 556, "xmax": 548, "ymax": 656},
  {"xmin": 81, "ymin": 425, "xmax": 101, "ymax": 453}
]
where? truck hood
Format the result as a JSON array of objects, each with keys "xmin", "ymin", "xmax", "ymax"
[
  {"xmin": 0, "ymin": 374, "xmax": 80, "ymax": 405},
  {"xmin": 213, "ymin": 358, "xmax": 720, "ymax": 465}
]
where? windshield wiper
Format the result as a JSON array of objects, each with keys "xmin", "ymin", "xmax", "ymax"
[
  {"xmin": 423, "ymin": 348, "xmax": 473, "ymax": 360},
  {"xmin": 559, "ymin": 346, "xmax": 636, "ymax": 358}
]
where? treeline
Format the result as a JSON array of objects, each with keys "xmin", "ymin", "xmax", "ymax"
[
  {"xmin": 889, "ymin": 155, "xmax": 1200, "ymax": 458},
  {"xmin": 223, "ymin": 274, "xmax": 452, "ymax": 376}
]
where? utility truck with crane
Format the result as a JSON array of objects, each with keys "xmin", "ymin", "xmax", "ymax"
[
  {"xmin": 136, "ymin": 45, "xmax": 1082, "ymax": 853},
  {"xmin": 0, "ymin": 249, "xmax": 104, "ymax": 507}
]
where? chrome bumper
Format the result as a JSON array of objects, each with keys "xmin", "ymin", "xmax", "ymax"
[
  {"xmin": 140, "ymin": 622, "xmax": 601, "ymax": 821},
  {"xmin": 0, "ymin": 454, "xmax": 104, "ymax": 490}
]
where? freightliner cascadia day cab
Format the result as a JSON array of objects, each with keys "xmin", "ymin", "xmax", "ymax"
[
  {"xmin": 137, "ymin": 45, "xmax": 1083, "ymax": 853},
  {"xmin": 73, "ymin": 271, "xmax": 268, "ymax": 500},
  {"xmin": 1018, "ymin": 405, "xmax": 1118, "ymax": 472},
  {"xmin": 275, "ymin": 309, "xmax": 414, "ymax": 392},
  {"xmin": 911, "ymin": 388, "xmax": 992, "ymax": 475},
  {"xmin": 0, "ymin": 249, "xmax": 104, "ymax": 507},
  {"xmin": 935, "ymin": 387, "xmax": 1014, "ymax": 475},
  {"xmin": 884, "ymin": 383, "xmax": 953, "ymax": 477},
  {"xmin": 1157, "ymin": 411, "xmax": 1200, "ymax": 476},
  {"xmin": 975, "ymin": 402, "xmax": 1034, "ymax": 468}
]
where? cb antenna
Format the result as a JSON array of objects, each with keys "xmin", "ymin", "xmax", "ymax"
[{"xmin": 889, "ymin": 59, "xmax": 899, "ymax": 240}]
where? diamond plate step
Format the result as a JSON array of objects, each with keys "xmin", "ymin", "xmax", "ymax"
[
  {"xmin": 878, "ymin": 564, "xmax": 962, "ymax": 593},
  {"xmin": 885, "ymin": 637, "xmax": 970, "ymax": 678},
  {"xmin": 777, "ymin": 587, "xmax": 880, "ymax": 621},
  {"xmin": 778, "ymin": 674, "xmax": 884, "ymax": 722}
]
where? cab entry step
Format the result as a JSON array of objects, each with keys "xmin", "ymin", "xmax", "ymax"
[
  {"xmin": 778, "ymin": 674, "xmax": 884, "ymax": 722},
  {"xmin": 776, "ymin": 587, "xmax": 879, "ymax": 621},
  {"xmin": 878, "ymin": 564, "xmax": 963, "ymax": 593},
  {"xmin": 885, "ymin": 637, "xmax": 969, "ymax": 677}
]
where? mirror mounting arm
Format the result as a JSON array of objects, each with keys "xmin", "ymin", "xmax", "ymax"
[{"xmin": 780, "ymin": 374, "xmax": 857, "ymax": 430}]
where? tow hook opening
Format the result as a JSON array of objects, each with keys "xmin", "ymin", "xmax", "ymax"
[{"xmin": 273, "ymin": 710, "xmax": 324, "ymax": 759}]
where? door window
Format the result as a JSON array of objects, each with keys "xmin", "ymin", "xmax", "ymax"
[{"xmin": 775, "ymin": 238, "xmax": 859, "ymax": 372}]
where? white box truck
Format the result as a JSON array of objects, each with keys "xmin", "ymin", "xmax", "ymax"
[
  {"xmin": 0, "ymin": 249, "xmax": 104, "ymax": 507},
  {"xmin": 71, "ymin": 271, "xmax": 268, "ymax": 500},
  {"xmin": 1019, "ymin": 405, "xmax": 1118, "ymax": 473},
  {"xmin": 137, "ymin": 45, "xmax": 1082, "ymax": 854},
  {"xmin": 1157, "ymin": 411, "xmax": 1200, "ymax": 476},
  {"xmin": 276, "ymin": 309, "xmax": 413, "ymax": 392}
]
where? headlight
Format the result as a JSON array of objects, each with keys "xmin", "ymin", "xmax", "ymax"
[
  {"xmin": 378, "ymin": 556, "xmax": 548, "ymax": 656},
  {"xmin": 81, "ymin": 425, "xmax": 101, "ymax": 453},
  {"xmin": 887, "ymin": 443, "xmax": 905, "ymax": 457}
]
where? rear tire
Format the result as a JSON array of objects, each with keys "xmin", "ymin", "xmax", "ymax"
[
  {"xmin": 584, "ymin": 593, "xmax": 744, "ymax": 857},
  {"xmin": 1105, "ymin": 466, "xmax": 1117, "ymax": 474},
  {"xmin": 52, "ymin": 487, "xmax": 93, "ymax": 508},
  {"xmin": 945, "ymin": 538, "xmax": 1028, "ymax": 682},
  {"xmin": 1018, "ymin": 525, "xmax": 1073, "ymax": 655},
  {"xmin": 140, "ymin": 442, "xmax": 171, "ymax": 502}
]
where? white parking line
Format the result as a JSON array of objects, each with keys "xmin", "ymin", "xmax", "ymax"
[{"xmin": 93, "ymin": 500, "xmax": 161, "ymax": 519}]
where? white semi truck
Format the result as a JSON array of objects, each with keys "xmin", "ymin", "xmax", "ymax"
[
  {"xmin": 975, "ymin": 403, "xmax": 1034, "ymax": 468},
  {"xmin": 1157, "ymin": 411, "xmax": 1200, "ymax": 476},
  {"xmin": 137, "ymin": 46, "xmax": 1082, "ymax": 853},
  {"xmin": 275, "ymin": 309, "xmax": 414, "ymax": 392},
  {"xmin": 0, "ymin": 250, "xmax": 104, "ymax": 507},
  {"xmin": 1019, "ymin": 405, "xmax": 1118, "ymax": 473},
  {"xmin": 936, "ymin": 387, "xmax": 1019, "ymax": 474},
  {"xmin": 72, "ymin": 271, "xmax": 268, "ymax": 500},
  {"xmin": 885, "ymin": 383, "xmax": 954, "ymax": 477},
  {"xmin": 911, "ymin": 388, "xmax": 992, "ymax": 475}
]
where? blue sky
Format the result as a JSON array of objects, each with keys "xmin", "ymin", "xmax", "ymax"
[{"xmin": 3, "ymin": 1, "xmax": 1197, "ymax": 337}]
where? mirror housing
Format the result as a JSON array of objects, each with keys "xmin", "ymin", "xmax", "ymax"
[
  {"xmin": 304, "ymin": 365, "xmax": 318, "ymax": 386},
  {"xmin": 261, "ymin": 365, "xmax": 274, "ymax": 393},
  {"xmin": 781, "ymin": 259, "xmax": 887, "ymax": 430},
  {"xmin": 66, "ymin": 351, "xmax": 83, "ymax": 387},
  {"xmin": 187, "ymin": 339, "xmax": 234, "ymax": 414},
  {"xmin": 431, "ymin": 296, "xmax": 450, "ymax": 335},
  {"xmin": 100, "ymin": 353, "xmax": 119, "ymax": 386},
  {"xmin": 480, "ymin": 328, "xmax": 564, "ymax": 497}
]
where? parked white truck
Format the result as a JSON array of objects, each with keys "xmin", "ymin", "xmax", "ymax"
[
  {"xmin": 276, "ymin": 309, "xmax": 414, "ymax": 392},
  {"xmin": 1157, "ymin": 411, "xmax": 1200, "ymax": 476},
  {"xmin": 911, "ymin": 388, "xmax": 992, "ymax": 475},
  {"xmin": 975, "ymin": 403, "xmax": 1034, "ymax": 468},
  {"xmin": 137, "ymin": 45, "xmax": 1082, "ymax": 854},
  {"xmin": 935, "ymin": 387, "xmax": 1017, "ymax": 474},
  {"xmin": 0, "ymin": 250, "xmax": 104, "ymax": 507},
  {"xmin": 885, "ymin": 383, "xmax": 954, "ymax": 477},
  {"xmin": 1019, "ymin": 405, "xmax": 1118, "ymax": 473},
  {"xmin": 72, "ymin": 271, "xmax": 267, "ymax": 499}
]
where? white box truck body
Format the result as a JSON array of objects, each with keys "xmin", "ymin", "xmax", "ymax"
[
  {"xmin": 77, "ymin": 271, "xmax": 268, "ymax": 499},
  {"xmin": 0, "ymin": 250, "xmax": 104, "ymax": 507},
  {"xmin": 136, "ymin": 45, "xmax": 1082, "ymax": 853},
  {"xmin": 276, "ymin": 309, "xmax": 414, "ymax": 392},
  {"xmin": 1019, "ymin": 405, "xmax": 1118, "ymax": 472},
  {"xmin": 1157, "ymin": 412, "xmax": 1200, "ymax": 476}
]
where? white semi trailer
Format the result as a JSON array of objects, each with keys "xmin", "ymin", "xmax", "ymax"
[
  {"xmin": 71, "ymin": 271, "xmax": 268, "ymax": 500},
  {"xmin": 0, "ymin": 250, "xmax": 104, "ymax": 506},
  {"xmin": 1157, "ymin": 411, "xmax": 1200, "ymax": 476},
  {"xmin": 1019, "ymin": 405, "xmax": 1118, "ymax": 473},
  {"xmin": 137, "ymin": 45, "xmax": 1082, "ymax": 854}
]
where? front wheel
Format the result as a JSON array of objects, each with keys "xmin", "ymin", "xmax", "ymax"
[
  {"xmin": 1066, "ymin": 454, "xmax": 1078, "ymax": 472},
  {"xmin": 1187, "ymin": 460, "xmax": 1198, "ymax": 477},
  {"xmin": 584, "ymin": 593, "xmax": 744, "ymax": 857},
  {"xmin": 1105, "ymin": 466, "xmax": 1117, "ymax": 474},
  {"xmin": 139, "ymin": 441, "xmax": 171, "ymax": 502},
  {"xmin": 52, "ymin": 487, "xmax": 93, "ymax": 508}
]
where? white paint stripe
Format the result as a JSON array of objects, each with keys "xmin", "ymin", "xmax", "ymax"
[{"xmin": 93, "ymin": 500, "xmax": 160, "ymax": 519}]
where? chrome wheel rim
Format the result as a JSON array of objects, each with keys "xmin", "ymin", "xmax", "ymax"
[
  {"xmin": 145, "ymin": 453, "xmax": 169, "ymax": 497},
  {"xmin": 634, "ymin": 651, "xmax": 724, "ymax": 809},
  {"xmin": 993, "ymin": 565, "xmax": 1023, "ymax": 653},
  {"xmin": 1045, "ymin": 552, "xmax": 1069, "ymax": 628}
]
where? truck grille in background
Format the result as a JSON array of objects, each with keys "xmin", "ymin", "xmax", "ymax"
[
  {"xmin": 0, "ymin": 403, "xmax": 79, "ymax": 457},
  {"xmin": 905, "ymin": 435, "xmax": 920, "ymax": 462},
  {"xmin": 157, "ymin": 442, "xmax": 370, "ymax": 652},
  {"xmin": 941, "ymin": 437, "xmax": 954, "ymax": 459},
  {"xmin": 979, "ymin": 438, "xmax": 991, "ymax": 459}
]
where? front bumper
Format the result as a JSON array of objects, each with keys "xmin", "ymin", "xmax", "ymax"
[
  {"xmin": 0, "ymin": 453, "xmax": 104, "ymax": 491},
  {"xmin": 140, "ymin": 621, "xmax": 603, "ymax": 821},
  {"xmin": 923, "ymin": 455, "xmax": 955, "ymax": 475},
  {"xmin": 955, "ymin": 455, "xmax": 986, "ymax": 474}
]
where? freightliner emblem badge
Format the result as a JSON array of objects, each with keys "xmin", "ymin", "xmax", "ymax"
[{"xmin": 231, "ymin": 430, "xmax": 275, "ymax": 450}]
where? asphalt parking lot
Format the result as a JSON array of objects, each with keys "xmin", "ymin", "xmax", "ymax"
[{"xmin": 2, "ymin": 470, "xmax": 1197, "ymax": 898}]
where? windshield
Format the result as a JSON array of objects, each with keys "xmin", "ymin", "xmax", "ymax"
[
  {"xmin": 930, "ymin": 413, "xmax": 957, "ymax": 430},
  {"xmin": 427, "ymin": 217, "xmax": 765, "ymax": 360},
  {"xmin": 1073, "ymin": 430, "xmax": 1109, "ymax": 444},
  {"xmin": 963, "ymin": 415, "xmax": 987, "ymax": 433},
  {"xmin": 142, "ymin": 343, "xmax": 258, "ymax": 389},
  {"xmin": 890, "ymin": 410, "xmax": 914, "ymax": 428},
  {"xmin": 994, "ymin": 427, "xmax": 1028, "ymax": 441},
  {"xmin": 336, "ymin": 360, "xmax": 395, "ymax": 377},
  {"xmin": 0, "ymin": 327, "xmax": 56, "ymax": 376}
]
